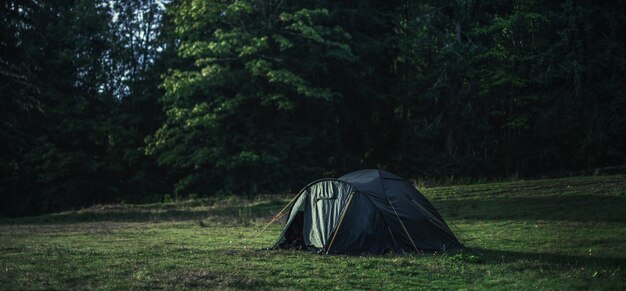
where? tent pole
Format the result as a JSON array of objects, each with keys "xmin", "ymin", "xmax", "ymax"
[
  {"xmin": 359, "ymin": 192, "xmax": 400, "ymax": 252},
  {"xmin": 409, "ymin": 199, "xmax": 458, "ymax": 240},
  {"xmin": 325, "ymin": 193, "xmax": 354, "ymax": 254},
  {"xmin": 388, "ymin": 198, "xmax": 421, "ymax": 254}
]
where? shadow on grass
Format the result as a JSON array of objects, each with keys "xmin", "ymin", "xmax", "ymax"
[
  {"xmin": 434, "ymin": 195, "xmax": 626, "ymax": 222},
  {"xmin": 466, "ymin": 246, "xmax": 625, "ymax": 268},
  {"xmin": 0, "ymin": 200, "xmax": 287, "ymax": 225}
]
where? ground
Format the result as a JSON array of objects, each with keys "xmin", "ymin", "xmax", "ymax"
[{"xmin": 0, "ymin": 175, "xmax": 624, "ymax": 289}]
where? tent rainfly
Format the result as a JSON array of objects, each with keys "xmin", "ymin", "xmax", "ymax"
[{"xmin": 273, "ymin": 169, "xmax": 462, "ymax": 254}]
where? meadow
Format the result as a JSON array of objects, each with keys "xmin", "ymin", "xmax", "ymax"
[{"xmin": 1, "ymin": 175, "xmax": 624, "ymax": 289}]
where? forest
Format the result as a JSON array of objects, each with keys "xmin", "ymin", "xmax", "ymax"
[{"xmin": 2, "ymin": 0, "xmax": 625, "ymax": 216}]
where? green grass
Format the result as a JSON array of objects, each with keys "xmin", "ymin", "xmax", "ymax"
[{"xmin": 1, "ymin": 175, "xmax": 624, "ymax": 289}]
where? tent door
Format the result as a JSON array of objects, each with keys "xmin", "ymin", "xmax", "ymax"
[{"xmin": 303, "ymin": 181, "xmax": 354, "ymax": 250}]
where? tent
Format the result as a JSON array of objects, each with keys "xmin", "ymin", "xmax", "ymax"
[{"xmin": 273, "ymin": 169, "xmax": 462, "ymax": 254}]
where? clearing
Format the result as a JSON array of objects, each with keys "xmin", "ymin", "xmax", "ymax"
[{"xmin": 0, "ymin": 175, "xmax": 624, "ymax": 289}]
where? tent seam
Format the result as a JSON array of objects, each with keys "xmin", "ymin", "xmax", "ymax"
[
  {"xmin": 387, "ymin": 198, "xmax": 421, "ymax": 253},
  {"xmin": 324, "ymin": 192, "xmax": 355, "ymax": 253},
  {"xmin": 359, "ymin": 192, "xmax": 401, "ymax": 252}
]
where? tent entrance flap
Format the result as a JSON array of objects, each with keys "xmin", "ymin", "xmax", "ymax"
[{"xmin": 303, "ymin": 180, "xmax": 354, "ymax": 249}]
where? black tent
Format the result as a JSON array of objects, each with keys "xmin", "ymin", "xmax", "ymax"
[{"xmin": 273, "ymin": 169, "xmax": 462, "ymax": 254}]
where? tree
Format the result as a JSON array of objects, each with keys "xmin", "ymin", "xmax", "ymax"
[
  {"xmin": 147, "ymin": 0, "xmax": 356, "ymax": 195},
  {"xmin": 1, "ymin": 0, "xmax": 122, "ymax": 215},
  {"xmin": 0, "ymin": 0, "xmax": 43, "ymax": 215},
  {"xmin": 533, "ymin": 1, "xmax": 626, "ymax": 172},
  {"xmin": 107, "ymin": 0, "xmax": 171, "ymax": 200}
]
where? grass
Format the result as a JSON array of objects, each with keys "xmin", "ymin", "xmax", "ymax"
[{"xmin": 0, "ymin": 175, "xmax": 624, "ymax": 289}]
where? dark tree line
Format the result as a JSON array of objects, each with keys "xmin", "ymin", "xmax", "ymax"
[{"xmin": 1, "ymin": 0, "xmax": 625, "ymax": 216}]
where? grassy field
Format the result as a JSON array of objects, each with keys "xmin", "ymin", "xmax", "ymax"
[{"xmin": 1, "ymin": 175, "xmax": 624, "ymax": 289}]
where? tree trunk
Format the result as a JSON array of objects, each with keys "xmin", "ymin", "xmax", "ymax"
[{"xmin": 446, "ymin": 18, "xmax": 463, "ymax": 157}]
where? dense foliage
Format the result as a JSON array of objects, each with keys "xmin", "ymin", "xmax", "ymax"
[{"xmin": 2, "ymin": 0, "xmax": 625, "ymax": 215}]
